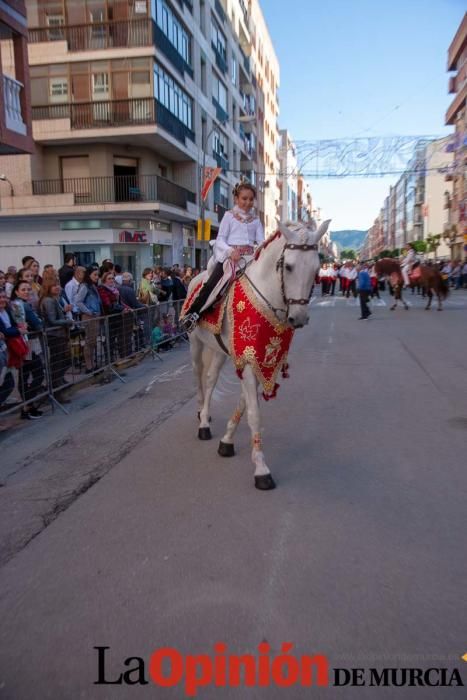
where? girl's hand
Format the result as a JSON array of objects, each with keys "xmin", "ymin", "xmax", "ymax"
[
  {"xmin": 18, "ymin": 322, "xmax": 28, "ymax": 334},
  {"xmin": 230, "ymin": 249, "xmax": 241, "ymax": 262}
]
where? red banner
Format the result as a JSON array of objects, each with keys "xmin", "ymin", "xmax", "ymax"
[{"xmin": 201, "ymin": 167, "xmax": 222, "ymax": 201}]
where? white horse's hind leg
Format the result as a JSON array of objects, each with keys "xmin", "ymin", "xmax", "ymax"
[
  {"xmin": 241, "ymin": 365, "xmax": 276, "ymax": 490},
  {"xmin": 198, "ymin": 351, "xmax": 226, "ymax": 440},
  {"xmin": 218, "ymin": 394, "xmax": 246, "ymax": 457}
]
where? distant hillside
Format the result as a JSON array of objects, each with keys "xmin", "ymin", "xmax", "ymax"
[{"xmin": 331, "ymin": 230, "xmax": 366, "ymax": 251}]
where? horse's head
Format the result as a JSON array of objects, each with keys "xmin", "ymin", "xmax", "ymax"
[{"xmin": 277, "ymin": 218, "xmax": 331, "ymax": 328}]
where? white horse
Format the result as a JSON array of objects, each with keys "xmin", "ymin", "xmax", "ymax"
[{"xmin": 188, "ymin": 218, "xmax": 331, "ymax": 490}]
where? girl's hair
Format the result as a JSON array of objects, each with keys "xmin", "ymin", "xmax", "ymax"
[
  {"xmin": 39, "ymin": 277, "xmax": 59, "ymax": 301},
  {"xmin": 10, "ymin": 280, "xmax": 30, "ymax": 300},
  {"xmin": 83, "ymin": 266, "xmax": 98, "ymax": 286},
  {"xmin": 233, "ymin": 182, "xmax": 256, "ymax": 198},
  {"xmin": 16, "ymin": 267, "xmax": 32, "ymax": 281},
  {"xmin": 142, "ymin": 267, "xmax": 153, "ymax": 277}
]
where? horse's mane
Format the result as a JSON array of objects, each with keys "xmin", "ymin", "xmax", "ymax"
[
  {"xmin": 375, "ymin": 258, "xmax": 401, "ymax": 275},
  {"xmin": 254, "ymin": 230, "xmax": 282, "ymax": 260}
]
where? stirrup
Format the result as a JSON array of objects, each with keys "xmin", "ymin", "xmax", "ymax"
[{"xmin": 180, "ymin": 312, "xmax": 199, "ymax": 333}]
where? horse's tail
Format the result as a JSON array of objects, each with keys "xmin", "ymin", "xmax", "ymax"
[{"xmin": 439, "ymin": 275, "xmax": 449, "ymax": 299}]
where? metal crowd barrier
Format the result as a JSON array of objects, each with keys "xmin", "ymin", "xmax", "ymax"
[{"xmin": 0, "ymin": 300, "xmax": 188, "ymax": 419}]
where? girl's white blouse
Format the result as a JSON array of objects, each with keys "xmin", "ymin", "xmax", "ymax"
[{"xmin": 213, "ymin": 211, "xmax": 265, "ymax": 263}]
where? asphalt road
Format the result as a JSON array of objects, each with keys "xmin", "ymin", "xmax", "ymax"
[{"xmin": 0, "ymin": 289, "xmax": 466, "ymax": 700}]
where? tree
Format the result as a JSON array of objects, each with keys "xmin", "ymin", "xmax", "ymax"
[
  {"xmin": 340, "ymin": 248, "xmax": 356, "ymax": 260},
  {"xmin": 426, "ymin": 234, "xmax": 441, "ymax": 257},
  {"xmin": 412, "ymin": 240, "xmax": 427, "ymax": 254}
]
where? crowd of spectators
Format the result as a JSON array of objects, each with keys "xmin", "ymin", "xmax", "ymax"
[{"xmin": 0, "ymin": 254, "xmax": 196, "ymax": 419}]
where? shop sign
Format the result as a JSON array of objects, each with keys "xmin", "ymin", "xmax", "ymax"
[{"xmin": 118, "ymin": 230, "xmax": 148, "ymax": 243}]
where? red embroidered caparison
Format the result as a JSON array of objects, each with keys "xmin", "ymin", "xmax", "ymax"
[{"xmin": 182, "ymin": 275, "xmax": 293, "ymax": 399}]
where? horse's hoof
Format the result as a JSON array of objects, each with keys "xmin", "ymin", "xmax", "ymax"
[
  {"xmin": 218, "ymin": 441, "xmax": 235, "ymax": 457},
  {"xmin": 404, "ymin": 306, "xmax": 409, "ymax": 310},
  {"xmin": 390, "ymin": 306, "xmax": 395, "ymax": 311},
  {"xmin": 254, "ymin": 474, "xmax": 276, "ymax": 490},
  {"xmin": 198, "ymin": 427, "xmax": 212, "ymax": 440}
]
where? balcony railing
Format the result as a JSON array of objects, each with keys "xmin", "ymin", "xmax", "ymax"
[
  {"xmin": 211, "ymin": 42, "xmax": 227, "ymax": 74},
  {"xmin": 212, "ymin": 97, "xmax": 228, "ymax": 123},
  {"xmin": 31, "ymin": 98, "xmax": 195, "ymax": 144},
  {"xmin": 31, "ymin": 174, "xmax": 196, "ymax": 208},
  {"xmin": 154, "ymin": 24, "xmax": 193, "ymax": 77},
  {"xmin": 216, "ymin": 203, "xmax": 228, "ymax": 222},
  {"xmin": 213, "ymin": 151, "xmax": 229, "ymax": 173},
  {"xmin": 3, "ymin": 75, "xmax": 27, "ymax": 135},
  {"xmin": 214, "ymin": 0, "xmax": 226, "ymax": 23},
  {"xmin": 28, "ymin": 18, "xmax": 154, "ymax": 50}
]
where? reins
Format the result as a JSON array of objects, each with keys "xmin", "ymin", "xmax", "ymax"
[{"xmin": 242, "ymin": 241, "xmax": 319, "ymax": 323}]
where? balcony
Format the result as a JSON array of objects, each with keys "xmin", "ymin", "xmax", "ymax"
[
  {"xmin": 213, "ymin": 150, "xmax": 229, "ymax": 173},
  {"xmin": 216, "ymin": 203, "xmax": 228, "ymax": 222},
  {"xmin": 212, "ymin": 97, "xmax": 228, "ymax": 123},
  {"xmin": 28, "ymin": 18, "xmax": 154, "ymax": 51},
  {"xmin": 154, "ymin": 24, "xmax": 193, "ymax": 78},
  {"xmin": 2, "ymin": 74, "xmax": 27, "ymax": 135},
  {"xmin": 31, "ymin": 174, "xmax": 196, "ymax": 209},
  {"xmin": 214, "ymin": 0, "xmax": 226, "ymax": 23},
  {"xmin": 445, "ymin": 82, "xmax": 467, "ymax": 125},
  {"xmin": 211, "ymin": 42, "xmax": 228, "ymax": 74},
  {"xmin": 32, "ymin": 98, "xmax": 195, "ymax": 144}
]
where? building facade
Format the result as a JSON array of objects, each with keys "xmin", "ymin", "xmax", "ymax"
[
  {"xmin": 277, "ymin": 128, "xmax": 297, "ymax": 222},
  {"xmin": 445, "ymin": 12, "xmax": 466, "ymax": 261},
  {"xmin": 0, "ymin": 0, "xmax": 280, "ymax": 274},
  {"xmin": 0, "ymin": 0, "xmax": 34, "ymax": 157}
]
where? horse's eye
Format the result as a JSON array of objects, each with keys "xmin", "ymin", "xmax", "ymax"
[{"xmin": 285, "ymin": 264, "xmax": 293, "ymax": 272}]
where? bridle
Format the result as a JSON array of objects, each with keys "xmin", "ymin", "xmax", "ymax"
[{"xmin": 243, "ymin": 241, "xmax": 319, "ymax": 323}]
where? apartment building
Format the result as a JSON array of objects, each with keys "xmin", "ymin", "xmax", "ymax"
[
  {"xmin": 277, "ymin": 128, "xmax": 297, "ymax": 222},
  {"xmin": 445, "ymin": 12, "xmax": 466, "ymax": 261},
  {"xmin": 0, "ymin": 0, "xmax": 278, "ymax": 275},
  {"xmin": 0, "ymin": 0, "xmax": 34, "ymax": 156},
  {"xmin": 249, "ymin": 0, "xmax": 279, "ymax": 232},
  {"xmin": 297, "ymin": 173, "xmax": 312, "ymax": 221}
]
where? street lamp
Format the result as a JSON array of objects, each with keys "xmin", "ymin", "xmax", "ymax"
[
  {"xmin": 0, "ymin": 174, "xmax": 14, "ymax": 196},
  {"xmin": 199, "ymin": 114, "xmax": 255, "ymax": 268}
]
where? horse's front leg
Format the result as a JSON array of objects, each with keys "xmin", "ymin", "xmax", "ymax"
[
  {"xmin": 241, "ymin": 366, "xmax": 276, "ymax": 490},
  {"xmin": 198, "ymin": 350, "xmax": 226, "ymax": 440},
  {"xmin": 190, "ymin": 334, "xmax": 205, "ymax": 418},
  {"xmin": 218, "ymin": 394, "xmax": 246, "ymax": 457}
]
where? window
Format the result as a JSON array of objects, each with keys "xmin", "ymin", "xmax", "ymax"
[
  {"xmin": 231, "ymin": 55, "xmax": 237, "ymax": 86},
  {"xmin": 155, "ymin": 0, "xmax": 192, "ymax": 65},
  {"xmin": 211, "ymin": 20, "xmax": 226, "ymax": 60},
  {"xmin": 92, "ymin": 72, "xmax": 109, "ymax": 95},
  {"xmin": 46, "ymin": 14, "xmax": 64, "ymax": 40},
  {"xmin": 213, "ymin": 76, "xmax": 227, "ymax": 110},
  {"xmin": 49, "ymin": 77, "xmax": 68, "ymax": 102},
  {"xmin": 213, "ymin": 129, "xmax": 227, "ymax": 155},
  {"xmin": 154, "ymin": 64, "xmax": 193, "ymax": 130}
]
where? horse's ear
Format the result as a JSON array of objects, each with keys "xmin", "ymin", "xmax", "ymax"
[
  {"xmin": 307, "ymin": 218, "xmax": 318, "ymax": 233},
  {"xmin": 278, "ymin": 223, "xmax": 291, "ymax": 240},
  {"xmin": 316, "ymin": 219, "xmax": 331, "ymax": 242}
]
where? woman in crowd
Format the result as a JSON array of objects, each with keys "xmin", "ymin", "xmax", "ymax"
[
  {"xmin": 0, "ymin": 270, "xmax": 6, "ymax": 292},
  {"xmin": 39, "ymin": 278, "xmax": 73, "ymax": 392},
  {"xmin": 10, "ymin": 281, "xmax": 45, "ymax": 419},
  {"xmin": 17, "ymin": 267, "xmax": 40, "ymax": 311},
  {"xmin": 138, "ymin": 268, "xmax": 159, "ymax": 305},
  {"xmin": 75, "ymin": 267, "xmax": 103, "ymax": 373},
  {"xmin": 98, "ymin": 270, "xmax": 130, "ymax": 359},
  {"xmin": 0, "ymin": 289, "xmax": 26, "ymax": 410},
  {"xmin": 24, "ymin": 259, "xmax": 42, "ymax": 291}
]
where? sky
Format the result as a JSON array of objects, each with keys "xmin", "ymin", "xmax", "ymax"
[{"xmin": 261, "ymin": 0, "xmax": 465, "ymax": 230}]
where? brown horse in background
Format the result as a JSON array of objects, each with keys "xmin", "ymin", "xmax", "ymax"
[{"xmin": 374, "ymin": 258, "xmax": 449, "ymax": 311}]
